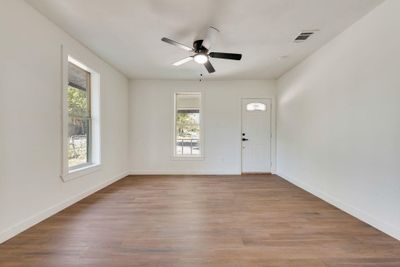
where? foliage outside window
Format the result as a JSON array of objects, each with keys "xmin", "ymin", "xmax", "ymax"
[{"xmin": 175, "ymin": 93, "xmax": 201, "ymax": 156}]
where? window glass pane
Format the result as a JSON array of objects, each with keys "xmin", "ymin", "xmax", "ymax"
[
  {"xmin": 67, "ymin": 61, "xmax": 91, "ymax": 168},
  {"xmin": 68, "ymin": 62, "xmax": 89, "ymax": 91},
  {"xmin": 68, "ymin": 117, "xmax": 90, "ymax": 168},
  {"xmin": 175, "ymin": 94, "xmax": 201, "ymax": 156},
  {"xmin": 246, "ymin": 102, "xmax": 266, "ymax": 111}
]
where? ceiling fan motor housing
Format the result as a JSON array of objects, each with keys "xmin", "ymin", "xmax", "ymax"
[{"xmin": 193, "ymin": 40, "xmax": 208, "ymax": 53}]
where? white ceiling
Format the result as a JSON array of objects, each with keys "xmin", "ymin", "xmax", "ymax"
[{"xmin": 26, "ymin": 0, "xmax": 383, "ymax": 80}]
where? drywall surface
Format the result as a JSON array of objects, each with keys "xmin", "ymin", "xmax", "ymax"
[
  {"xmin": 0, "ymin": 0, "xmax": 129, "ymax": 242},
  {"xmin": 129, "ymin": 80, "xmax": 276, "ymax": 174},
  {"xmin": 277, "ymin": 0, "xmax": 400, "ymax": 239}
]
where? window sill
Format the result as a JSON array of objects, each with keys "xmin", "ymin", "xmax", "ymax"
[
  {"xmin": 172, "ymin": 156, "xmax": 204, "ymax": 161},
  {"xmin": 61, "ymin": 164, "xmax": 101, "ymax": 182}
]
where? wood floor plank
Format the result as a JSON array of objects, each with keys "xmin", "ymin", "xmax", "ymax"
[{"xmin": 0, "ymin": 174, "xmax": 399, "ymax": 266}]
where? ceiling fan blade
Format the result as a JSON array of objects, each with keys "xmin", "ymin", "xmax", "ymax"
[
  {"xmin": 204, "ymin": 60, "xmax": 215, "ymax": 73},
  {"xmin": 209, "ymin": 52, "xmax": 242, "ymax": 60},
  {"xmin": 202, "ymin": 26, "xmax": 219, "ymax": 50},
  {"xmin": 173, "ymin": 57, "xmax": 193, "ymax": 66},
  {"xmin": 161, "ymin": 37, "xmax": 193, "ymax": 51}
]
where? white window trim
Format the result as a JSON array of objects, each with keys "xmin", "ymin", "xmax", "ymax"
[
  {"xmin": 61, "ymin": 46, "xmax": 101, "ymax": 182},
  {"xmin": 172, "ymin": 92, "xmax": 204, "ymax": 160}
]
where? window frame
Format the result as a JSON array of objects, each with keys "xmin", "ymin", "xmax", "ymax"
[
  {"xmin": 173, "ymin": 92, "xmax": 204, "ymax": 159},
  {"xmin": 61, "ymin": 47, "xmax": 101, "ymax": 182}
]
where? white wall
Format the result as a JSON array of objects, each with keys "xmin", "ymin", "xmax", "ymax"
[
  {"xmin": 129, "ymin": 80, "xmax": 276, "ymax": 175},
  {"xmin": 0, "ymin": 0, "xmax": 129, "ymax": 242},
  {"xmin": 277, "ymin": 0, "xmax": 400, "ymax": 240}
]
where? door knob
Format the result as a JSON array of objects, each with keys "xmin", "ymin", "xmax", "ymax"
[{"xmin": 242, "ymin": 138, "xmax": 248, "ymax": 141}]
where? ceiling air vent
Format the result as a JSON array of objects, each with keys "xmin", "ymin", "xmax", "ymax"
[{"xmin": 294, "ymin": 31, "xmax": 316, "ymax": 42}]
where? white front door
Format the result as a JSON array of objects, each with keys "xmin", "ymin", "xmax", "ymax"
[{"xmin": 241, "ymin": 98, "xmax": 271, "ymax": 173}]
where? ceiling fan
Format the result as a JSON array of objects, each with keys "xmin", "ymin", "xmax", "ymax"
[{"xmin": 161, "ymin": 26, "xmax": 242, "ymax": 74}]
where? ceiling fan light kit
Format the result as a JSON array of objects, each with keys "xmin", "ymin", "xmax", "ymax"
[
  {"xmin": 161, "ymin": 26, "xmax": 242, "ymax": 74},
  {"xmin": 193, "ymin": 54, "xmax": 208, "ymax": 64}
]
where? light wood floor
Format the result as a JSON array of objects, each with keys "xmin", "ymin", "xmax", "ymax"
[{"xmin": 1, "ymin": 175, "xmax": 399, "ymax": 266}]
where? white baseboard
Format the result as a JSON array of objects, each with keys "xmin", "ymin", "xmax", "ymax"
[
  {"xmin": 276, "ymin": 172, "xmax": 400, "ymax": 241},
  {"xmin": 0, "ymin": 171, "xmax": 129, "ymax": 244},
  {"xmin": 129, "ymin": 170, "xmax": 241, "ymax": 175}
]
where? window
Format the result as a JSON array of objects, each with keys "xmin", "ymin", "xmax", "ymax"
[
  {"xmin": 61, "ymin": 54, "xmax": 100, "ymax": 181},
  {"xmin": 174, "ymin": 93, "xmax": 202, "ymax": 157},
  {"xmin": 67, "ymin": 62, "xmax": 91, "ymax": 169},
  {"xmin": 246, "ymin": 102, "xmax": 266, "ymax": 111}
]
